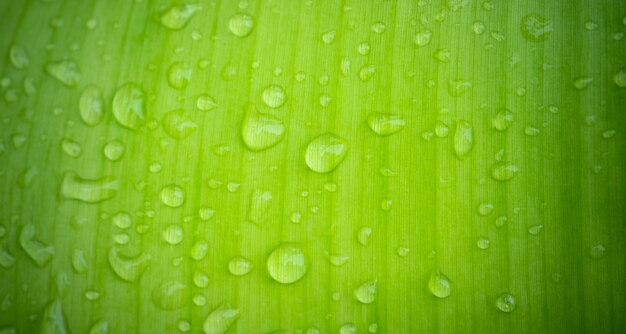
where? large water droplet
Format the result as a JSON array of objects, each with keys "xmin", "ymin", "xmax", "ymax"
[
  {"xmin": 521, "ymin": 14, "xmax": 553, "ymax": 42},
  {"xmin": 428, "ymin": 270, "xmax": 452, "ymax": 298},
  {"xmin": 228, "ymin": 13, "xmax": 254, "ymax": 37},
  {"xmin": 241, "ymin": 105, "xmax": 285, "ymax": 151},
  {"xmin": 305, "ymin": 133, "xmax": 348, "ymax": 173},
  {"xmin": 454, "ymin": 120, "xmax": 473, "ymax": 158},
  {"xmin": 228, "ymin": 256, "xmax": 253, "ymax": 276},
  {"xmin": 112, "ymin": 83, "xmax": 146, "ymax": 130},
  {"xmin": 267, "ymin": 243, "xmax": 309, "ymax": 284},
  {"xmin": 79, "ymin": 85, "xmax": 104, "ymax": 127},
  {"xmin": 160, "ymin": 4, "xmax": 203, "ymax": 30},
  {"xmin": 367, "ymin": 112, "xmax": 406, "ymax": 136},
  {"xmin": 492, "ymin": 109, "xmax": 513, "ymax": 131},
  {"xmin": 19, "ymin": 224, "xmax": 54, "ymax": 267},
  {"xmin": 203, "ymin": 304, "xmax": 240, "ymax": 334},
  {"xmin": 261, "ymin": 85, "xmax": 286, "ymax": 108},
  {"xmin": 163, "ymin": 109, "xmax": 197, "ymax": 139},
  {"xmin": 9, "ymin": 44, "xmax": 30, "ymax": 69},
  {"xmin": 40, "ymin": 299, "xmax": 68, "ymax": 334},
  {"xmin": 108, "ymin": 247, "xmax": 151, "ymax": 282},
  {"xmin": 45, "ymin": 60, "xmax": 80, "ymax": 87},
  {"xmin": 61, "ymin": 172, "xmax": 118, "ymax": 203},
  {"xmin": 152, "ymin": 281, "xmax": 190, "ymax": 310},
  {"xmin": 490, "ymin": 162, "xmax": 519, "ymax": 181},
  {"xmin": 161, "ymin": 185, "xmax": 185, "ymax": 208},
  {"xmin": 496, "ymin": 293, "xmax": 516, "ymax": 312},
  {"xmin": 354, "ymin": 279, "xmax": 377, "ymax": 304}
]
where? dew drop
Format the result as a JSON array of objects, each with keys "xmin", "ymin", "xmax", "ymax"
[
  {"xmin": 241, "ymin": 104, "xmax": 285, "ymax": 151},
  {"xmin": 197, "ymin": 95, "xmax": 217, "ymax": 111},
  {"xmin": 492, "ymin": 109, "xmax": 513, "ymax": 131},
  {"xmin": 40, "ymin": 299, "xmax": 69, "ymax": 334},
  {"xmin": 454, "ymin": 120, "xmax": 473, "ymax": 158},
  {"xmin": 496, "ymin": 293, "xmax": 516, "ymax": 312},
  {"xmin": 163, "ymin": 109, "xmax": 197, "ymax": 139},
  {"xmin": 490, "ymin": 162, "xmax": 519, "ymax": 181},
  {"xmin": 61, "ymin": 171, "xmax": 118, "ymax": 203},
  {"xmin": 521, "ymin": 14, "xmax": 553, "ymax": 42},
  {"xmin": 203, "ymin": 304, "xmax": 240, "ymax": 334},
  {"xmin": 574, "ymin": 77, "xmax": 593, "ymax": 90},
  {"xmin": 354, "ymin": 279, "xmax": 377, "ymax": 304},
  {"xmin": 613, "ymin": 69, "xmax": 626, "ymax": 88},
  {"xmin": 19, "ymin": 224, "xmax": 54, "ymax": 267},
  {"xmin": 228, "ymin": 13, "xmax": 254, "ymax": 37},
  {"xmin": 79, "ymin": 85, "xmax": 104, "ymax": 127},
  {"xmin": 167, "ymin": 62, "xmax": 193, "ymax": 90},
  {"xmin": 428, "ymin": 270, "xmax": 451, "ymax": 298},
  {"xmin": 267, "ymin": 243, "xmax": 309, "ymax": 284},
  {"xmin": 161, "ymin": 185, "xmax": 185, "ymax": 208},
  {"xmin": 112, "ymin": 83, "xmax": 146, "ymax": 130},
  {"xmin": 414, "ymin": 30, "xmax": 432, "ymax": 46},
  {"xmin": 108, "ymin": 247, "xmax": 151, "ymax": 282},
  {"xmin": 357, "ymin": 227, "xmax": 373, "ymax": 246},
  {"xmin": 359, "ymin": 65, "xmax": 376, "ymax": 81},
  {"xmin": 228, "ymin": 256, "xmax": 253, "ymax": 276},
  {"xmin": 261, "ymin": 85, "xmax": 286, "ymax": 108},
  {"xmin": 163, "ymin": 225, "xmax": 184, "ymax": 245},
  {"xmin": 305, "ymin": 133, "xmax": 349, "ymax": 173},
  {"xmin": 160, "ymin": 4, "xmax": 202, "ymax": 30},
  {"xmin": 477, "ymin": 237, "xmax": 490, "ymax": 249},
  {"xmin": 61, "ymin": 138, "xmax": 82, "ymax": 158},
  {"xmin": 152, "ymin": 281, "xmax": 190, "ymax": 310},
  {"xmin": 367, "ymin": 112, "xmax": 406, "ymax": 136},
  {"xmin": 104, "ymin": 140, "xmax": 125, "ymax": 161},
  {"xmin": 45, "ymin": 60, "xmax": 80, "ymax": 87},
  {"xmin": 9, "ymin": 44, "xmax": 30, "ymax": 69}
]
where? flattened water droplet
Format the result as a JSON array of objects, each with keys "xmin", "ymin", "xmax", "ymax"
[
  {"xmin": 228, "ymin": 256, "xmax": 253, "ymax": 276},
  {"xmin": 434, "ymin": 49, "xmax": 451, "ymax": 63},
  {"xmin": 359, "ymin": 65, "xmax": 376, "ymax": 81},
  {"xmin": 163, "ymin": 109, "xmax": 197, "ymax": 139},
  {"xmin": 428, "ymin": 270, "xmax": 452, "ymax": 298},
  {"xmin": 247, "ymin": 189, "xmax": 273, "ymax": 224},
  {"xmin": 496, "ymin": 293, "xmax": 516, "ymax": 312},
  {"xmin": 160, "ymin": 4, "xmax": 202, "ymax": 30},
  {"xmin": 161, "ymin": 185, "xmax": 185, "ymax": 208},
  {"xmin": 229, "ymin": 13, "xmax": 254, "ymax": 37},
  {"xmin": 524, "ymin": 126, "xmax": 540, "ymax": 136},
  {"xmin": 454, "ymin": 120, "xmax": 473, "ymax": 158},
  {"xmin": 72, "ymin": 249, "xmax": 88, "ymax": 273},
  {"xmin": 191, "ymin": 240, "xmax": 209, "ymax": 260},
  {"xmin": 477, "ymin": 237, "xmax": 490, "ymax": 249},
  {"xmin": 9, "ymin": 44, "xmax": 30, "ymax": 69},
  {"xmin": 267, "ymin": 243, "xmax": 309, "ymax": 284},
  {"xmin": 108, "ymin": 247, "xmax": 151, "ymax": 282},
  {"xmin": 203, "ymin": 304, "xmax": 240, "ymax": 334},
  {"xmin": 492, "ymin": 109, "xmax": 513, "ymax": 131},
  {"xmin": 40, "ymin": 299, "xmax": 68, "ymax": 334},
  {"xmin": 0, "ymin": 247, "xmax": 14, "ymax": 269},
  {"xmin": 79, "ymin": 85, "xmax": 104, "ymax": 127},
  {"xmin": 339, "ymin": 323, "xmax": 357, "ymax": 334},
  {"xmin": 574, "ymin": 77, "xmax": 593, "ymax": 90},
  {"xmin": 414, "ymin": 30, "xmax": 432, "ymax": 46},
  {"xmin": 371, "ymin": 22, "xmax": 386, "ymax": 33},
  {"xmin": 490, "ymin": 162, "xmax": 519, "ymax": 181},
  {"xmin": 167, "ymin": 62, "xmax": 193, "ymax": 90},
  {"xmin": 45, "ymin": 60, "xmax": 80, "ymax": 87},
  {"xmin": 329, "ymin": 255, "xmax": 349, "ymax": 266},
  {"xmin": 19, "ymin": 224, "xmax": 54, "ymax": 266},
  {"xmin": 61, "ymin": 172, "xmax": 118, "ymax": 203},
  {"xmin": 528, "ymin": 224, "xmax": 543, "ymax": 235},
  {"xmin": 61, "ymin": 138, "xmax": 82, "ymax": 158},
  {"xmin": 112, "ymin": 83, "xmax": 146, "ymax": 130},
  {"xmin": 104, "ymin": 140, "xmax": 125, "ymax": 161},
  {"xmin": 367, "ymin": 112, "xmax": 406, "ymax": 136},
  {"xmin": 472, "ymin": 21, "xmax": 486, "ymax": 35},
  {"xmin": 354, "ymin": 279, "xmax": 377, "ymax": 304},
  {"xmin": 163, "ymin": 225, "xmax": 184, "ymax": 245},
  {"xmin": 152, "ymin": 281, "xmax": 190, "ymax": 310},
  {"xmin": 197, "ymin": 95, "xmax": 217, "ymax": 111},
  {"xmin": 495, "ymin": 215, "xmax": 508, "ymax": 227},
  {"xmin": 521, "ymin": 14, "xmax": 553, "ymax": 42},
  {"xmin": 261, "ymin": 85, "xmax": 286, "ymax": 108},
  {"xmin": 305, "ymin": 133, "xmax": 348, "ymax": 173},
  {"xmin": 241, "ymin": 105, "xmax": 285, "ymax": 151},
  {"xmin": 478, "ymin": 203, "xmax": 494, "ymax": 216}
]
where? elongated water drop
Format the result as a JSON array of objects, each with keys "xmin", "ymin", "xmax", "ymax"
[
  {"xmin": 112, "ymin": 83, "xmax": 146, "ymax": 130},
  {"xmin": 72, "ymin": 249, "xmax": 88, "ymax": 273},
  {"xmin": 152, "ymin": 281, "xmax": 190, "ymax": 310},
  {"xmin": 19, "ymin": 224, "xmax": 54, "ymax": 266},
  {"xmin": 163, "ymin": 109, "xmax": 197, "ymax": 139},
  {"xmin": 496, "ymin": 293, "xmax": 516, "ymax": 312},
  {"xmin": 228, "ymin": 13, "xmax": 254, "ymax": 37},
  {"xmin": 9, "ymin": 44, "xmax": 30, "ymax": 69},
  {"xmin": 359, "ymin": 65, "xmax": 375, "ymax": 81},
  {"xmin": 228, "ymin": 256, "xmax": 253, "ymax": 276},
  {"xmin": 61, "ymin": 172, "xmax": 118, "ymax": 203},
  {"xmin": 305, "ymin": 133, "xmax": 348, "ymax": 173},
  {"xmin": 241, "ymin": 105, "xmax": 285, "ymax": 151},
  {"xmin": 247, "ymin": 189, "xmax": 273, "ymax": 224},
  {"xmin": 45, "ymin": 60, "xmax": 80, "ymax": 87},
  {"xmin": 354, "ymin": 279, "xmax": 377, "ymax": 304},
  {"xmin": 203, "ymin": 304, "xmax": 240, "ymax": 334},
  {"xmin": 267, "ymin": 243, "xmax": 309, "ymax": 284},
  {"xmin": 490, "ymin": 162, "xmax": 519, "ymax": 181},
  {"xmin": 79, "ymin": 85, "xmax": 104, "ymax": 127},
  {"xmin": 521, "ymin": 14, "xmax": 553, "ymax": 42},
  {"xmin": 160, "ymin": 4, "xmax": 202, "ymax": 30},
  {"xmin": 448, "ymin": 79, "xmax": 472, "ymax": 96},
  {"xmin": 428, "ymin": 270, "xmax": 452, "ymax": 298},
  {"xmin": 108, "ymin": 247, "xmax": 151, "ymax": 282},
  {"xmin": 454, "ymin": 121, "xmax": 473, "ymax": 158},
  {"xmin": 367, "ymin": 112, "xmax": 406, "ymax": 136},
  {"xmin": 40, "ymin": 300, "xmax": 68, "ymax": 334}
]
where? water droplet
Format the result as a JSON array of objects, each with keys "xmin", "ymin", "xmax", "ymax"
[
  {"xmin": 495, "ymin": 215, "xmax": 508, "ymax": 227},
  {"xmin": 574, "ymin": 77, "xmax": 593, "ymax": 90},
  {"xmin": 371, "ymin": 22, "xmax": 386, "ymax": 33},
  {"xmin": 160, "ymin": 4, "xmax": 202, "ymax": 30},
  {"xmin": 108, "ymin": 247, "xmax": 151, "ymax": 282},
  {"xmin": 162, "ymin": 109, "xmax": 197, "ymax": 139},
  {"xmin": 19, "ymin": 224, "xmax": 54, "ymax": 267},
  {"xmin": 40, "ymin": 299, "xmax": 69, "ymax": 334},
  {"xmin": 528, "ymin": 224, "xmax": 543, "ymax": 235},
  {"xmin": 79, "ymin": 85, "xmax": 104, "ymax": 127},
  {"xmin": 85, "ymin": 291, "xmax": 101, "ymax": 301},
  {"xmin": 478, "ymin": 203, "xmax": 494, "ymax": 216},
  {"xmin": 589, "ymin": 245, "xmax": 606, "ymax": 259},
  {"xmin": 448, "ymin": 79, "xmax": 472, "ymax": 96},
  {"xmin": 163, "ymin": 225, "xmax": 184, "ymax": 245},
  {"xmin": 227, "ymin": 182, "xmax": 241, "ymax": 193},
  {"xmin": 203, "ymin": 304, "xmax": 239, "ymax": 334},
  {"xmin": 477, "ymin": 237, "xmax": 490, "ymax": 249},
  {"xmin": 72, "ymin": 249, "xmax": 88, "ymax": 273},
  {"xmin": 341, "ymin": 57, "xmax": 351, "ymax": 76},
  {"xmin": 496, "ymin": 293, "xmax": 516, "ymax": 312},
  {"xmin": 359, "ymin": 65, "xmax": 376, "ymax": 81},
  {"xmin": 521, "ymin": 14, "xmax": 553, "ymax": 42},
  {"xmin": 329, "ymin": 254, "xmax": 349, "ymax": 266},
  {"xmin": 112, "ymin": 83, "xmax": 146, "ymax": 130},
  {"xmin": 357, "ymin": 227, "xmax": 373, "ymax": 246},
  {"xmin": 472, "ymin": 21, "xmax": 486, "ymax": 34},
  {"xmin": 197, "ymin": 95, "xmax": 217, "ymax": 111},
  {"xmin": 199, "ymin": 207, "xmax": 215, "ymax": 221},
  {"xmin": 490, "ymin": 162, "xmax": 519, "ymax": 181},
  {"xmin": 261, "ymin": 85, "xmax": 286, "ymax": 108},
  {"xmin": 178, "ymin": 320, "xmax": 191, "ymax": 332},
  {"xmin": 435, "ymin": 121, "xmax": 449, "ymax": 137},
  {"xmin": 524, "ymin": 126, "xmax": 540, "ymax": 136},
  {"xmin": 613, "ymin": 69, "xmax": 626, "ymax": 88},
  {"xmin": 45, "ymin": 60, "xmax": 80, "ymax": 87},
  {"xmin": 428, "ymin": 270, "xmax": 452, "ymax": 298},
  {"xmin": 228, "ymin": 13, "xmax": 254, "ymax": 37},
  {"xmin": 602, "ymin": 130, "xmax": 616, "ymax": 139},
  {"xmin": 454, "ymin": 120, "xmax": 473, "ymax": 158},
  {"xmin": 89, "ymin": 320, "xmax": 108, "ymax": 334},
  {"xmin": 414, "ymin": 30, "xmax": 432, "ymax": 46},
  {"xmin": 61, "ymin": 138, "xmax": 82, "ymax": 158},
  {"xmin": 267, "ymin": 243, "xmax": 309, "ymax": 284},
  {"xmin": 194, "ymin": 271, "xmax": 210, "ymax": 287},
  {"xmin": 322, "ymin": 30, "xmax": 335, "ymax": 44},
  {"xmin": 247, "ymin": 189, "xmax": 273, "ymax": 224},
  {"xmin": 167, "ymin": 62, "xmax": 192, "ymax": 90},
  {"xmin": 492, "ymin": 109, "xmax": 513, "ymax": 131},
  {"xmin": 191, "ymin": 240, "xmax": 209, "ymax": 260},
  {"xmin": 368, "ymin": 323, "xmax": 379, "ymax": 333},
  {"xmin": 228, "ymin": 256, "xmax": 253, "ymax": 276},
  {"xmin": 367, "ymin": 112, "xmax": 406, "ymax": 136},
  {"xmin": 152, "ymin": 281, "xmax": 190, "ymax": 310},
  {"xmin": 305, "ymin": 133, "xmax": 349, "ymax": 173},
  {"xmin": 357, "ymin": 42, "xmax": 371, "ymax": 55},
  {"xmin": 161, "ymin": 185, "xmax": 185, "ymax": 208},
  {"xmin": 434, "ymin": 49, "xmax": 451, "ymax": 63},
  {"xmin": 9, "ymin": 44, "xmax": 30, "ymax": 69},
  {"xmin": 446, "ymin": 0, "xmax": 468, "ymax": 11},
  {"xmin": 339, "ymin": 323, "xmax": 357, "ymax": 334},
  {"xmin": 61, "ymin": 172, "xmax": 118, "ymax": 203},
  {"xmin": 241, "ymin": 104, "xmax": 285, "ymax": 151},
  {"xmin": 354, "ymin": 279, "xmax": 377, "ymax": 304},
  {"xmin": 103, "ymin": 141, "xmax": 125, "ymax": 161}
]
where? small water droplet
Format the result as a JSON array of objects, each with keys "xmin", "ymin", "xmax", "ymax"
[
  {"xmin": 152, "ymin": 281, "xmax": 190, "ymax": 310},
  {"xmin": 162, "ymin": 109, "xmax": 197, "ymax": 139},
  {"xmin": 193, "ymin": 271, "xmax": 209, "ymax": 288},
  {"xmin": 428, "ymin": 270, "xmax": 452, "ymax": 298},
  {"xmin": 19, "ymin": 224, "xmax": 54, "ymax": 266},
  {"xmin": 9, "ymin": 44, "xmax": 30, "ymax": 69},
  {"xmin": 261, "ymin": 85, "xmax": 286, "ymax": 108},
  {"xmin": 528, "ymin": 224, "xmax": 543, "ymax": 235},
  {"xmin": 446, "ymin": 0, "xmax": 468, "ymax": 11},
  {"xmin": 492, "ymin": 109, "xmax": 513, "ymax": 131},
  {"xmin": 161, "ymin": 185, "xmax": 185, "ymax": 208},
  {"xmin": 434, "ymin": 49, "xmax": 451, "ymax": 63},
  {"xmin": 167, "ymin": 62, "xmax": 193, "ymax": 90},
  {"xmin": 472, "ymin": 21, "xmax": 486, "ymax": 34},
  {"xmin": 228, "ymin": 256, "xmax": 253, "ymax": 276},
  {"xmin": 495, "ymin": 215, "xmax": 508, "ymax": 227},
  {"xmin": 435, "ymin": 121, "xmax": 449, "ymax": 137},
  {"xmin": 357, "ymin": 42, "xmax": 371, "ymax": 55},
  {"xmin": 397, "ymin": 247, "xmax": 410, "ymax": 257},
  {"xmin": 524, "ymin": 126, "xmax": 540, "ymax": 136},
  {"xmin": 72, "ymin": 249, "xmax": 88, "ymax": 273},
  {"xmin": 477, "ymin": 237, "xmax": 490, "ymax": 249},
  {"xmin": 414, "ymin": 30, "xmax": 432, "ymax": 46},
  {"xmin": 490, "ymin": 162, "xmax": 519, "ymax": 181},
  {"xmin": 191, "ymin": 240, "xmax": 209, "ymax": 260},
  {"xmin": 163, "ymin": 225, "xmax": 184, "ymax": 245},
  {"xmin": 448, "ymin": 79, "xmax": 472, "ymax": 96},
  {"xmin": 112, "ymin": 83, "xmax": 146, "ymax": 130},
  {"xmin": 108, "ymin": 247, "xmax": 151, "ymax": 282},
  {"xmin": 521, "ymin": 14, "xmax": 553, "ymax": 42},
  {"xmin": 103, "ymin": 140, "xmax": 125, "ymax": 161},
  {"xmin": 241, "ymin": 104, "xmax": 285, "ymax": 151},
  {"xmin": 45, "ymin": 60, "xmax": 80, "ymax": 87},
  {"xmin": 89, "ymin": 320, "xmax": 108, "ymax": 334},
  {"xmin": 359, "ymin": 65, "xmax": 376, "ymax": 81},
  {"xmin": 267, "ymin": 243, "xmax": 309, "ymax": 284},
  {"xmin": 322, "ymin": 30, "xmax": 336, "ymax": 44},
  {"xmin": 574, "ymin": 77, "xmax": 593, "ymax": 90},
  {"xmin": 229, "ymin": 13, "xmax": 254, "ymax": 37},
  {"xmin": 61, "ymin": 138, "xmax": 82, "ymax": 158},
  {"xmin": 305, "ymin": 133, "xmax": 349, "ymax": 173},
  {"xmin": 160, "ymin": 4, "xmax": 202, "ymax": 30},
  {"xmin": 371, "ymin": 22, "xmax": 386, "ymax": 33},
  {"xmin": 203, "ymin": 304, "xmax": 240, "ymax": 334},
  {"xmin": 613, "ymin": 69, "xmax": 626, "ymax": 88},
  {"xmin": 496, "ymin": 293, "xmax": 516, "ymax": 312},
  {"xmin": 61, "ymin": 172, "xmax": 118, "ymax": 203},
  {"xmin": 339, "ymin": 323, "xmax": 357, "ymax": 334},
  {"xmin": 589, "ymin": 245, "xmax": 606, "ymax": 259},
  {"xmin": 354, "ymin": 279, "xmax": 377, "ymax": 304},
  {"xmin": 40, "ymin": 300, "xmax": 69, "ymax": 334},
  {"xmin": 477, "ymin": 203, "xmax": 494, "ymax": 216},
  {"xmin": 454, "ymin": 121, "xmax": 473, "ymax": 158},
  {"xmin": 367, "ymin": 112, "xmax": 406, "ymax": 136},
  {"xmin": 79, "ymin": 85, "xmax": 104, "ymax": 127},
  {"xmin": 357, "ymin": 227, "xmax": 373, "ymax": 246},
  {"xmin": 197, "ymin": 95, "xmax": 217, "ymax": 111}
]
